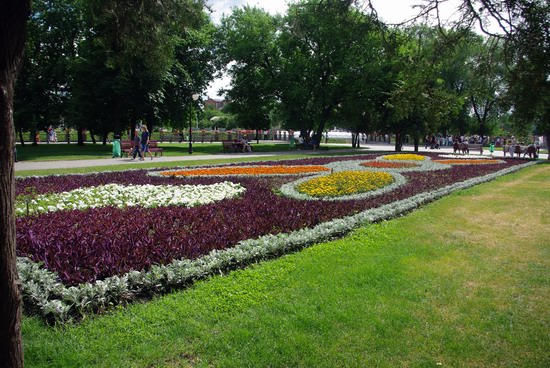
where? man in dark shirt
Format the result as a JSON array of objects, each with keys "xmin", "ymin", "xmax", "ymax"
[{"xmin": 131, "ymin": 130, "xmax": 144, "ymax": 161}]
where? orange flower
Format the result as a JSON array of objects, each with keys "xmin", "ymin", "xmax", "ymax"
[
  {"xmin": 361, "ymin": 161, "xmax": 420, "ymax": 168},
  {"xmin": 160, "ymin": 165, "xmax": 330, "ymax": 177}
]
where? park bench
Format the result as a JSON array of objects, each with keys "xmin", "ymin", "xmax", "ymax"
[
  {"xmin": 222, "ymin": 140, "xmax": 243, "ymax": 153},
  {"xmin": 464, "ymin": 143, "xmax": 483, "ymax": 155},
  {"xmin": 120, "ymin": 140, "xmax": 163, "ymax": 157},
  {"xmin": 159, "ymin": 134, "xmax": 183, "ymax": 143},
  {"xmin": 121, "ymin": 140, "xmax": 133, "ymax": 157},
  {"xmin": 147, "ymin": 140, "xmax": 163, "ymax": 156},
  {"xmin": 452, "ymin": 142, "xmax": 483, "ymax": 155}
]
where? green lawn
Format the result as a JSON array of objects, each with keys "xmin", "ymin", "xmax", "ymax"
[
  {"xmin": 21, "ymin": 163, "xmax": 550, "ymax": 367},
  {"xmin": 15, "ymin": 141, "xmax": 353, "ymax": 162},
  {"xmin": 15, "ymin": 155, "xmax": 314, "ymax": 177},
  {"xmin": 14, "ymin": 142, "xmax": 361, "ymax": 177}
]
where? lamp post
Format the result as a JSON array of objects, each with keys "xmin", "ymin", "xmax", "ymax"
[{"xmin": 188, "ymin": 93, "xmax": 200, "ymax": 154}]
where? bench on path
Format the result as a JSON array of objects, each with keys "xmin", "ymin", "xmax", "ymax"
[
  {"xmin": 121, "ymin": 140, "xmax": 163, "ymax": 157},
  {"xmin": 121, "ymin": 140, "xmax": 133, "ymax": 157},
  {"xmin": 466, "ymin": 143, "xmax": 483, "ymax": 155},
  {"xmin": 147, "ymin": 141, "xmax": 163, "ymax": 156},
  {"xmin": 453, "ymin": 142, "xmax": 483, "ymax": 155},
  {"xmin": 159, "ymin": 134, "xmax": 182, "ymax": 143},
  {"xmin": 222, "ymin": 140, "xmax": 244, "ymax": 153}
]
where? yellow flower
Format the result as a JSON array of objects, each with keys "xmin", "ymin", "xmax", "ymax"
[
  {"xmin": 382, "ymin": 154, "xmax": 426, "ymax": 161},
  {"xmin": 297, "ymin": 171, "xmax": 394, "ymax": 198}
]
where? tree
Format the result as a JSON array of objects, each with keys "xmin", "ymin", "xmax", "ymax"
[
  {"xmin": 277, "ymin": 0, "xmax": 392, "ymax": 146},
  {"xmin": 159, "ymin": 11, "xmax": 216, "ymax": 132},
  {"xmin": 387, "ymin": 26, "xmax": 462, "ymax": 151},
  {"xmin": 414, "ymin": 0, "xmax": 550, "ymax": 157},
  {"xmin": 69, "ymin": 0, "xmax": 215, "ymax": 142},
  {"xmin": 14, "ymin": 0, "xmax": 80, "ymax": 145},
  {"xmin": 0, "ymin": 0, "xmax": 30, "ymax": 366},
  {"xmin": 468, "ymin": 39, "xmax": 507, "ymax": 138},
  {"xmin": 217, "ymin": 6, "xmax": 280, "ymax": 138},
  {"xmin": 505, "ymin": 1, "xmax": 549, "ymax": 155},
  {"xmin": 70, "ymin": 0, "xmax": 174, "ymax": 141},
  {"xmin": 440, "ymin": 32, "xmax": 508, "ymax": 139},
  {"xmin": 327, "ymin": 28, "xmax": 392, "ymax": 148},
  {"xmin": 280, "ymin": 0, "xmax": 356, "ymax": 143}
]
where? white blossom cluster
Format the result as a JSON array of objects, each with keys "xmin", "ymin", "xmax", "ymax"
[
  {"xmin": 16, "ymin": 160, "xmax": 539, "ymax": 324},
  {"xmin": 16, "ymin": 182, "xmax": 246, "ymax": 215}
]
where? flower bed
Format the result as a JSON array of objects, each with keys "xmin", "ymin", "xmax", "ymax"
[
  {"xmin": 297, "ymin": 171, "xmax": 395, "ymax": 197},
  {"xmin": 16, "ymin": 182, "xmax": 245, "ymax": 216},
  {"xmin": 15, "ymin": 153, "xmax": 538, "ymax": 323}
]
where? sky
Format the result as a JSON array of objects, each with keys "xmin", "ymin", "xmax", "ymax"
[{"xmin": 205, "ymin": 0, "xmax": 462, "ymax": 98}]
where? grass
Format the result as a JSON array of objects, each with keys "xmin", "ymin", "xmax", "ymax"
[
  {"xmin": 13, "ymin": 142, "xmax": 362, "ymax": 177},
  {"xmin": 15, "ymin": 141, "xmax": 352, "ymax": 162},
  {"xmin": 21, "ymin": 163, "xmax": 550, "ymax": 367},
  {"xmin": 15, "ymin": 155, "xmax": 311, "ymax": 177}
]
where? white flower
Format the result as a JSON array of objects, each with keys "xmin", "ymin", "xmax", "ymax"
[{"xmin": 15, "ymin": 182, "xmax": 246, "ymax": 215}]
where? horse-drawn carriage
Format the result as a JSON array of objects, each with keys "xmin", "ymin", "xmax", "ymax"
[{"xmin": 503, "ymin": 144, "xmax": 537, "ymax": 158}]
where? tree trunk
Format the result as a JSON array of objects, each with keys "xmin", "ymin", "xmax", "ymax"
[
  {"xmin": 394, "ymin": 132, "xmax": 403, "ymax": 152},
  {"xmin": 545, "ymin": 131, "xmax": 550, "ymax": 160},
  {"xmin": 33, "ymin": 124, "xmax": 40, "ymax": 145},
  {"xmin": 17, "ymin": 128, "xmax": 24, "ymax": 145},
  {"xmin": 354, "ymin": 132, "xmax": 361, "ymax": 148},
  {"xmin": 413, "ymin": 134, "xmax": 420, "ymax": 152},
  {"xmin": 0, "ymin": 1, "xmax": 30, "ymax": 367},
  {"xmin": 89, "ymin": 129, "xmax": 97, "ymax": 144},
  {"xmin": 314, "ymin": 106, "xmax": 333, "ymax": 149},
  {"xmin": 77, "ymin": 127, "xmax": 84, "ymax": 145}
]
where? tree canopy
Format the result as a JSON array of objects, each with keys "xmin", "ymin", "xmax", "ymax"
[
  {"xmin": 11, "ymin": 0, "xmax": 550, "ymax": 151},
  {"xmin": 15, "ymin": 0, "xmax": 216, "ymax": 144}
]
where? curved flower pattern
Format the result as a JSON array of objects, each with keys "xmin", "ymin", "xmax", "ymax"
[
  {"xmin": 280, "ymin": 170, "xmax": 407, "ymax": 201},
  {"xmin": 16, "ymin": 182, "xmax": 246, "ymax": 215},
  {"xmin": 327, "ymin": 157, "xmax": 449, "ymax": 173},
  {"xmin": 157, "ymin": 165, "xmax": 330, "ymax": 177},
  {"xmin": 14, "ymin": 152, "xmax": 539, "ymax": 324}
]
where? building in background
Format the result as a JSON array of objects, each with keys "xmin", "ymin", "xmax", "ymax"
[{"xmin": 204, "ymin": 97, "xmax": 227, "ymax": 110}]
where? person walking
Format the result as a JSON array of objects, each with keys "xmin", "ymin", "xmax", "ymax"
[
  {"xmin": 141, "ymin": 125, "xmax": 154, "ymax": 160},
  {"xmin": 131, "ymin": 130, "xmax": 144, "ymax": 161}
]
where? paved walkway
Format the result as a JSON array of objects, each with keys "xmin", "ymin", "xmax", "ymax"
[{"xmin": 14, "ymin": 143, "xmax": 546, "ymax": 172}]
